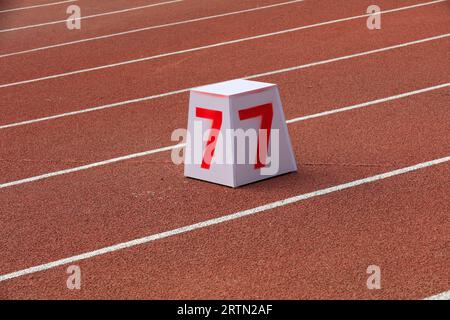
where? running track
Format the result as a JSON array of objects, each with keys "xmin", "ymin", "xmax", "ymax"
[{"xmin": 0, "ymin": 0, "xmax": 449, "ymax": 299}]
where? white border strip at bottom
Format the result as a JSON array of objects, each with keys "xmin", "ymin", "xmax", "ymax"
[{"xmin": 425, "ymin": 290, "xmax": 450, "ymax": 300}]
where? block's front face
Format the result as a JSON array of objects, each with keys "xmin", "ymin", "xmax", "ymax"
[
  {"xmin": 184, "ymin": 92, "xmax": 235, "ymax": 187},
  {"xmin": 230, "ymin": 87, "xmax": 297, "ymax": 187}
]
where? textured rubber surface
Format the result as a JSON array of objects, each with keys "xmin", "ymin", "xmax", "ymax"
[{"xmin": 0, "ymin": 0, "xmax": 448, "ymax": 299}]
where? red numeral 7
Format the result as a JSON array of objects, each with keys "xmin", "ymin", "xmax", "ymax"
[
  {"xmin": 238, "ymin": 103, "xmax": 273, "ymax": 169},
  {"xmin": 196, "ymin": 107, "xmax": 223, "ymax": 169}
]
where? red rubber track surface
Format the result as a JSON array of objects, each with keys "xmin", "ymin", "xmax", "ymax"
[
  {"xmin": 0, "ymin": 0, "xmax": 174, "ymax": 29},
  {"xmin": 0, "ymin": 0, "xmax": 301, "ymax": 53},
  {"xmin": 0, "ymin": 0, "xmax": 435, "ymax": 69},
  {"xmin": 1, "ymin": 1, "xmax": 449, "ymax": 123},
  {"xmin": 0, "ymin": 0, "xmax": 449, "ymax": 299}
]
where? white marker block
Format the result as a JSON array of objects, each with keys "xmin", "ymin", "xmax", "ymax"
[{"xmin": 184, "ymin": 79, "xmax": 297, "ymax": 187}]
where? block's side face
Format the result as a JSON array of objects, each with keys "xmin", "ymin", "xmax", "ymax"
[
  {"xmin": 184, "ymin": 92, "xmax": 235, "ymax": 187},
  {"xmin": 230, "ymin": 87, "xmax": 298, "ymax": 187},
  {"xmin": 274, "ymin": 88, "xmax": 298, "ymax": 173}
]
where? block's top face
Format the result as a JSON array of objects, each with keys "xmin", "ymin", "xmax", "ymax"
[{"xmin": 191, "ymin": 79, "xmax": 276, "ymax": 98}]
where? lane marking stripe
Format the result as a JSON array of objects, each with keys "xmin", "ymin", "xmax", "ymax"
[
  {"xmin": 0, "ymin": 0, "xmax": 305, "ymax": 58},
  {"xmin": 0, "ymin": 0, "xmax": 77, "ymax": 13},
  {"xmin": 0, "ymin": 0, "xmax": 447, "ymax": 87},
  {"xmin": 0, "ymin": 156, "xmax": 449, "ymax": 283},
  {"xmin": 0, "ymin": 0, "xmax": 183, "ymax": 33},
  {"xmin": 425, "ymin": 290, "xmax": 450, "ymax": 300},
  {"xmin": 285, "ymin": 83, "xmax": 450, "ymax": 123},
  {"xmin": 0, "ymin": 82, "xmax": 448, "ymax": 189},
  {"xmin": 1, "ymin": 33, "xmax": 449, "ymax": 130},
  {"xmin": 0, "ymin": 144, "xmax": 180, "ymax": 189}
]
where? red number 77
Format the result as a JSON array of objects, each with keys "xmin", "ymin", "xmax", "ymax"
[{"xmin": 196, "ymin": 103, "xmax": 273, "ymax": 170}]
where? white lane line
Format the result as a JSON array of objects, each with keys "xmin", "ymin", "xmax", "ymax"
[
  {"xmin": 286, "ymin": 83, "xmax": 450, "ymax": 123},
  {"xmin": 0, "ymin": 88, "xmax": 190, "ymax": 129},
  {"xmin": 243, "ymin": 33, "xmax": 450, "ymax": 78},
  {"xmin": 0, "ymin": 0, "xmax": 183, "ymax": 33},
  {"xmin": 0, "ymin": 0, "xmax": 305, "ymax": 58},
  {"xmin": 425, "ymin": 290, "xmax": 450, "ymax": 300},
  {"xmin": 0, "ymin": 144, "xmax": 181, "ymax": 189},
  {"xmin": 0, "ymin": 155, "xmax": 449, "ymax": 282},
  {"xmin": 0, "ymin": 0, "xmax": 446, "ymax": 87},
  {"xmin": 1, "ymin": 33, "xmax": 449, "ymax": 130},
  {"xmin": 1, "ymin": 82, "xmax": 448, "ymax": 189},
  {"xmin": 0, "ymin": 0, "xmax": 77, "ymax": 13}
]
